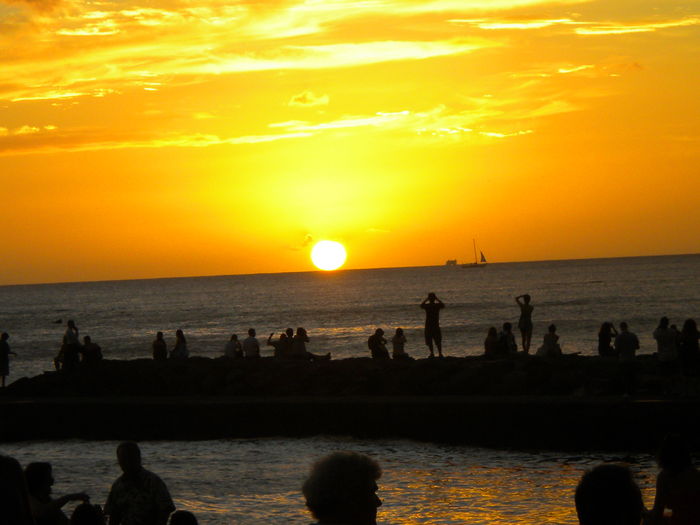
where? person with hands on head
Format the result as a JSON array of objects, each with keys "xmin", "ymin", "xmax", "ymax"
[{"xmin": 420, "ymin": 293, "xmax": 445, "ymax": 358}]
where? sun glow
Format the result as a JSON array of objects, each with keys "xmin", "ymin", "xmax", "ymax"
[{"xmin": 311, "ymin": 240, "xmax": 347, "ymax": 271}]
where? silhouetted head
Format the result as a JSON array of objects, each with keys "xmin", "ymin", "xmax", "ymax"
[
  {"xmin": 427, "ymin": 292, "xmax": 436, "ymax": 302},
  {"xmin": 502, "ymin": 322, "xmax": 512, "ymax": 332},
  {"xmin": 156, "ymin": 331, "xmax": 164, "ymax": 340},
  {"xmin": 297, "ymin": 327, "xmax": 307, "ymax": 337},
  {"xmin": 395, "ymin": 328, "xmax": 404, "ymax": 337},
  {"xmin": 487, "ymin": 327, "xmax": 497, "ymax": 338},
  {"xmin": 682, "ymin": 319, "xmax": 698, "ymax": 336},
  {"xmin": 374, "ymin": 328, "xmax": 384, "ymax": 337},
  {"xmin": 575, "ymin": 464, "xmax": 643, "ymax": 525},
  {"xmin": 228, "ymin": 334, "xmax": 237, "ymax": 341},
  {"xmin": 248, "ymin": 328, "xmax": 256, "ymax": 337},
  {"xmin": 657, "ymin": 434, "xmax": 693, "ymax": 475},
  {"xmin": 0, "ymin": 332, "xmax": 8, "ymax": 341},
  {"xmin": 169, "ymin": 510, "xmax": 198, "ymax": 525},
  {"xmin": 83, "ymin": 336, "xmax": 91, "ymax": 344},
  {"xmin": 523, "ymin": 294, "xmax": 531, "ymax": 304},
  {"xmin": 303, "ymin": 451, "xmax": 382, "ymax": 525},
  {"xmin": 659, "ymin": 317, "xmax": 669, "ymax": 329},
  {"xmin": 279, "ymin": 333, "xmax": 287, "ymax": 341},
  {"xmin": 67, "ymin": 320, "xmax": 76, "ymax": 329},
  {"xmin": 116, "ymin": 442, "xmax": 142, "ymax": 476},
  {"xmin": 286, "ymin": 328, "xmax": 294, "ymax": 338},
  {"xmin": 175, "ymin": 329, "xmax": 185, "ymax": 342},
  {"xmin": 599, "ymin": 322, "xmax": 611, "ymax": 335},
  {"xmin": 548, "ymin": 324, "xmax": 556, "ymax": 333},
  {"xmin": 619, "ymin": 322, "xmax": 628, "ymax": 332},
  {"xmin": 71, "ymin": 503, "xmax": 105, "ymax": 525},
  {"xmin": 24, "ymin": 462, "xmax": 53, "ymax": 498},
  {"xmin": 0, "ymin": 455, "xmax": 33, "ymax": 525}
]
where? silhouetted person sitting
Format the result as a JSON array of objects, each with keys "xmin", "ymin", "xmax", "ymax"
[
  {"xmin": 0, "ymin": 455, "xmax": 34, "ymax": 525},
  {"xmin": 224, "ymin": 334, "xmax": 243, "ymax": 359},
  {"xmin": 421, "ymin": 293, "xmax": 444, "ymax": 358},
  {"xmin": 61, "ymin": 320, "xmax": 82, "ymax": 371},
  {"xmin": 242, "ymin": 328, "xmax": 260, "ymax": 358},
  {"xmin": 368, "ymin": 329, "xmax": 389, "ymax": 360},
  {"xmin": 654, "ymin": 317, "xmax": 678, "ymax": 363},
  {"xmin": 391, "ymin": 328, "xmax": 411, "ymax": 360},
  {"xmin": 71, "ymin": 503, "xmax": 106, "ymax": 525},
  {"xmin": 1, "ymin": 332, "xmax": 17, "ymax": 388},
  {"xmin": 293, "ymin": 327, "xmax": 331, "ymax": 361},
  {"xmin": 648, "ymin": 434, "xmax": 700, "ymax": 524},
  {"xmin": 152, "ymin": 332, "xmax": 167, "ymax": 361},
  {"xmin": 536, "ymin": 324, "xmax": 562, "ymax": 358},
  {"xmin": 515, "ymin": 294, "xmax": 534, "ymax": 354},
  {"xmin": 575, "ymin": 463, "xmax": 643, "ymax": 525},
  {"xmin": 267, "ymin": 332, "xmax": 289, "ymax": 358},
  {"xmin": 497, "ymin": 322, "xmax": 517, "ymax": 356},
  {"xmin": 81, "ymin": 336, "xmax": 103, "ymax": 364},
  {"xmin": 168, "ymin": 510, "xmax": 197, "ymax": 525},
  {"xmin": 484, "ymin": 327, "xmax": 500, "ymax": 359},
  {"xmin": 302, "ymin": 451, "xmax": 382, "ymax": 525},
  {"xmin": 105, "ymin": 442, "xmax": 175, "ymax": 525},
  {"xmin": 25, "ymin": 462, "xmax": 88, "ymax": 525},
  {"xmin": 169, "ymin": 329, "xmax": 189, "ymax": 359},
  {"xmin": 598, "ymin": 322, "xmax": 618, "ymax": 357}
]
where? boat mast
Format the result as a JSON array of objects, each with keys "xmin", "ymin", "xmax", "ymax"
[{"xmin": 473, "ymin": 238, "xmax": 477, "ymax": 265}]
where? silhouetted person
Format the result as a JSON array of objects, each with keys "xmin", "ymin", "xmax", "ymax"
[
  {"xmin": 267, "ymin": 332, "xmax": 288, "ymax": 358},
  {"xmin": 152, "ymin": 332, "xmax": 167, "ymax": 361},
  {"xmin": 1, "ymin": 332, "xmax": 17, "ymax": 388},
  {"xmin": 242, "ymin": 328, "xmax": 260, "ymax": 358},
  {"xmin": 292, "ymin": 327, "xmax": 310, "ymax": 359},
  {"xmin": 302, "ymin": 451, "xmax": 382, "ymax": 525},
  {"xmin": 168, "ymin": 511, "xmax": 197, "ymax": 525},
  {"xmin": 615, "ymin": 322, "xmax": 639, "ymax": 361},
  {"xmin": 648, "ymin": 434, "xmax": 700, "ymax": 524},
  {"xmin": 225, "ymin": 334, "xmax": 243, "ymax": 359},
  {"xmin": 515, "ymin": 294, "xmax": 534, "ymax": 354},
  {"xmin": 0, "ymin": 455, "xmax": 34, "ymax": 525},
  {"xmin": 61, "ymin": 320, "xmax": 81, "ymax": 371},
  {"xmin": 81, "ymin": 336, "xmax": 103, "ymax": 364},
  {"xmin": 536, "ymin": 324, "xmax": 562, "ymax": 358},
  {"xmin": 575, "ymin": 463, "xmax": 643, "ymax": 525},
  {"xmin": 368, "ymin": 329, "xmax": 389, "ymax": 360},
  {"xmin": 420, "ymin": 293, "xmax": 444, "ymax": 358},
  {"xmin": 598, "ymin": 322, "xmax": 618, "ymax": 357},
  {"xmin": 105, "ymin": 442, "xmax": 174, "ymax": 525},
  {"xmin": 484, "ymin": 326, "xmax": 500, "ymax": 359},
  {"xmin": 71, "ymin": 503, "xmax": 106, "ymax": 525},
  {"xmin": 654, "ymin": 317, "xmax": 679, "ymax": 363},
  {"xmin": 391, "ymin": 328, "xmax": 410, "ymax": 360},
  {"xmin": 678, "ymin": 319, "xmax": 699, "ymax": 373},
  {"xmin": 497, "ymin": 322, "xmax": 517, "ymax": 356},
  {"xmin": 169, "ymin": 329, "xmax": 189, "ymax": 359},
  {"xmin": 25, "ymin": 462, "xmax": 88, "ymax": 525}
]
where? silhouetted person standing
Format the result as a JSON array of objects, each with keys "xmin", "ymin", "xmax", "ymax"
[
  {"xmin": 654, "ymin": 317, "xmax": 678, "ymax": 363},
  {"xmin": 598, "ymin": 322, "xmax": 617, "ymax": 357},
  {"xmin": 242, "ymin": 328, "xmax": 260, "ymax": 358},
  {"xmin": 152, "ymin": 332, "xmax": 167, "ymax": 361},
  {"xmin": 575, "ymin": 463, "xmax": 643, "ymax": 525},
  {"xmin": 1, "ymin": 332, "xmax": 17, "ymax": 387},
  {"xmin": 105, "ymin": 442, "xmax": 174, "ymax": 525},
  {"xmin": 515, "ymin": 294, "xmax": 534, "ymax": 354},
  {"xmin": 615, "ymin": 322, "xmax": 640, "ymax": 361},
  {"xmin": 678, "ymin": 319, "xmax": 700, "ymax": 373},
  {"xmin": 368, "ymin": 329, "xmax": 389, "ymax": 360},
  {"xmin": 302, "ymin": 451, "xmax": 383, "ymax": 525},
  {"xmin": 420, "ymin": 293, "xmax": 444, "ymax": 358}
]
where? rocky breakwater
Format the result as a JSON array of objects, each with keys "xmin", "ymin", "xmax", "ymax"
[{"xmin": 2, "ymin": 355, "xmax": 699, "ymax": 450}]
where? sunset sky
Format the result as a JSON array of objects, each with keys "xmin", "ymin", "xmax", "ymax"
[{"xmin": 1, "ymin": 0, "xmax": 699, "ymax": 284}]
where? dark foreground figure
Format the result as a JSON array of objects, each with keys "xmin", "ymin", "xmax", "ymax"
[
  {"xmin": 303, "ymin": 451, "xmax": 383, "ymax": 525},
  {"xmin": 575, "ymin": 463, "xmax": 643, "ymax": 525}
]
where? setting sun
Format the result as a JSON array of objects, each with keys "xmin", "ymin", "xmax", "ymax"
[{"xmin": 311, "ymin": 241, "xmax": 347, "ymax": 271}]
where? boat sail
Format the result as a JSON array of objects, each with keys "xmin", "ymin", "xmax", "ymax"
[{"xmin": 461, "ymin": 239, "xmax": 487, "ymax": 268}]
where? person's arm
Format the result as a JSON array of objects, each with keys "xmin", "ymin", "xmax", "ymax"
[
  {"xmin": 647, "ymin": 472, "xmax": 668, "ymax": 524},
  {"xmin": 267, "ymin": 333, "xmax": 274, "ymax": 345},
  {"xmin": 420, "ymin": 297, "xmax": 429, "ymax": 307},
  {"xmin": 515, "ymin": 295, "xmax": 524, "ymax": 306}
]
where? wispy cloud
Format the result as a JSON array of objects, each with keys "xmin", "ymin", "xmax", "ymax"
[
  {"xmin": 575, "ymin": 17, "xmax": 700, "ymax": 35},
  {"xmin": 289, "ymin": 90, "xmax": 329, "ymax": 107}
]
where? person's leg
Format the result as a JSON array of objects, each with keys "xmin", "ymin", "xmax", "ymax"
[
  {"xmin": 424, "ymin": 329, "xmax": 434, "ymax": 357},
  {"xmin": 435, "ymin": 328, "xmax": 443, "ymax": 357}
]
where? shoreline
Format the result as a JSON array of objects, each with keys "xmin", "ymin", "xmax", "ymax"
[{"xmin": 2, "ymin": 355, "xmax": 700, "ymax": 449}]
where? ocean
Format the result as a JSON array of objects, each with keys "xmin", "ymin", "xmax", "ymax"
[
  {"xmin": 1, "ymin": 254, "xmax": 699, "ymax": 380},
  {"xmin": 1, "ymin": 255, "xmax": 698, "ymax": 523}
]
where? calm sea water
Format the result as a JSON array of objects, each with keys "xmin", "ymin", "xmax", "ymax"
[
  {"xmin": 0, "ymin": 437, "xmax": 658, "ymax": 524},
  {"xmin": 1, "ymin": 254, "xmax": 699, "ymax": 380}
]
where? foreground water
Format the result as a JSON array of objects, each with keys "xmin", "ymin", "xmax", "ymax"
[
  {"xmin": 2, "ymin": 254, "xmax": 699, "ymax": 380},
  {"xmin": 0, "ymin": 437, "xmax": 658, "ymax": 524}
]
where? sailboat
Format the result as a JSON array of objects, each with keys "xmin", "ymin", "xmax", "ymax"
[{"xmin": 461, "ymin": 239, "xmax": 487, "ymax": 268}]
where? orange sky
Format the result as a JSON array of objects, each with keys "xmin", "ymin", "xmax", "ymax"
[{"xmin": 1, "ymin": 0, "xmax": 699, "ymax": 285}]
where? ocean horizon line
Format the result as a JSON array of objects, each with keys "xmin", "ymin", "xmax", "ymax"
[{"xmin": 2, "ymin": 251, "xmax": 699, "ymax": 288}]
